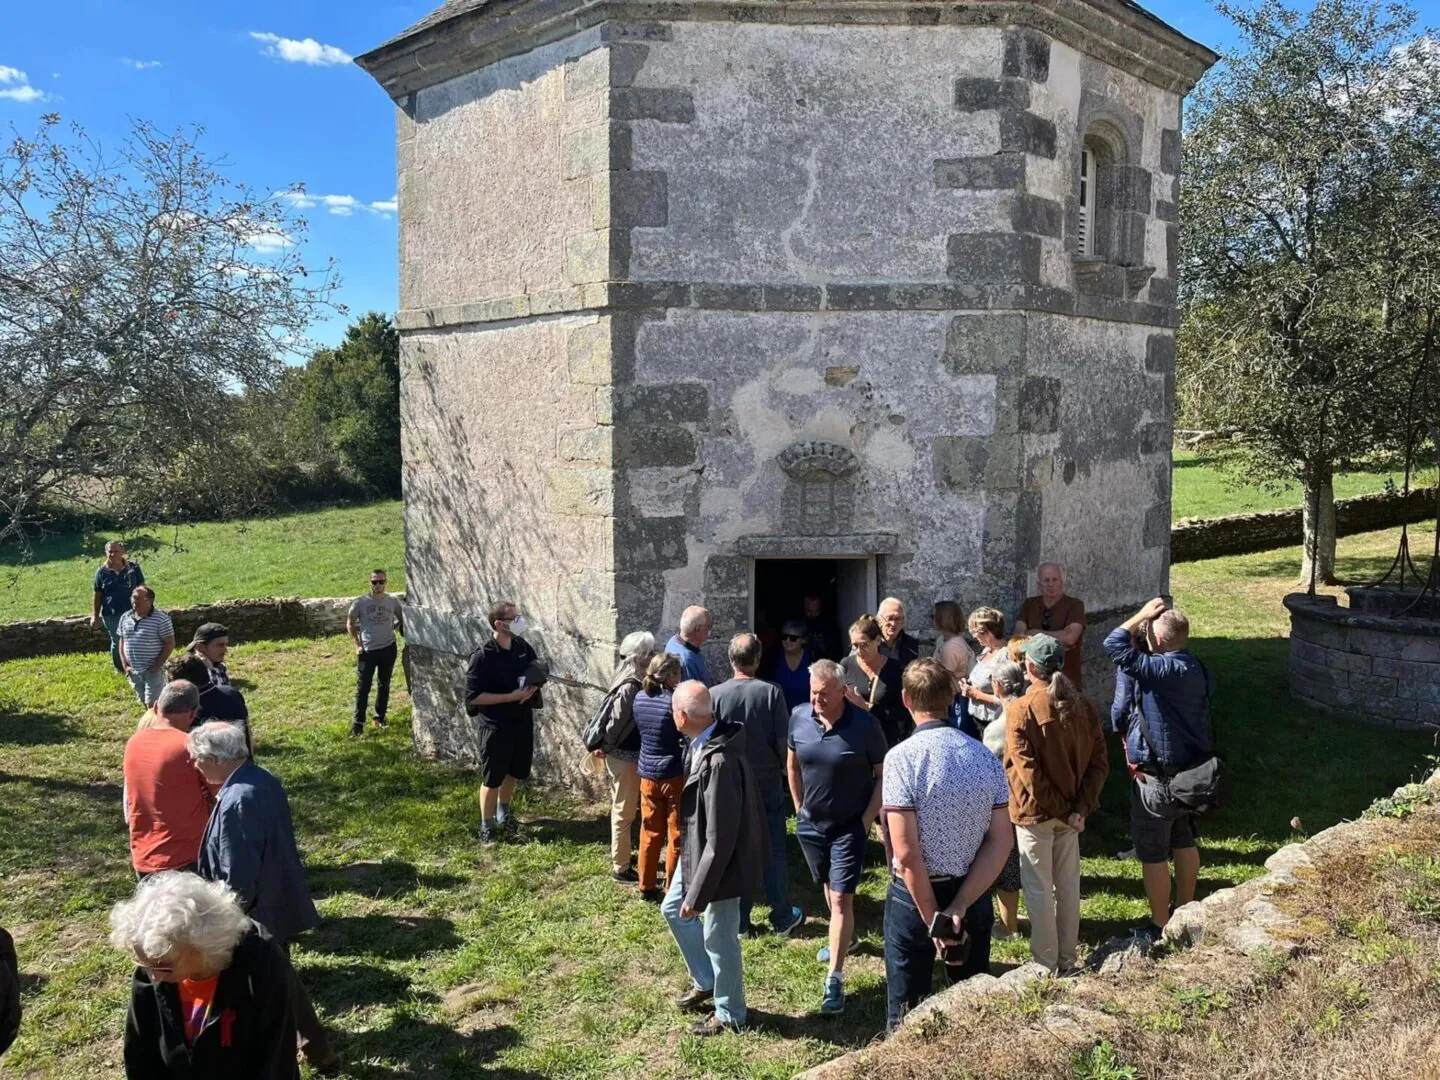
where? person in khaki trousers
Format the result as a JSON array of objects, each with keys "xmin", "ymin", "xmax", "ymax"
[
  {"xmin": 591, "ymin": 632, "xmax": 655, "ymax": 883},
  {"xmin": 1004, "ymin": 635, "xmax": 1109, "ymax": 973}
]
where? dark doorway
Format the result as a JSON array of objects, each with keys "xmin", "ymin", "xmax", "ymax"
[{"xmin": 752, "ymin": 557, "xmax": 875, "ymax": 674}]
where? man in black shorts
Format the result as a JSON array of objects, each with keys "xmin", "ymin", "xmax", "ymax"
[
  {"xmin": 466, "ymin": 600, "xmax": 543, "ymax": 846},
  {"xmin": 1105, "ymin": 598, "xmax": 1214, "ymax": 943},
  {"xmin": 787, "ymin": 658, "xmax": 887, "ymax": 1015}
]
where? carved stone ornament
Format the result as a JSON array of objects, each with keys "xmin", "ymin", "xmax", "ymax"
[{"xmin": 776, "ymin": 440, "xmax": 860, "ymax": 481}]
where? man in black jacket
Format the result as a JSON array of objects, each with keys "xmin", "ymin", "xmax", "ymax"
[
  {"xmin": 465, "ymin": 600, "xmax": 543, "ymax": 845},
  {"xmin": 661, "ymin": 680, "xmax": 764, "ymax": 1036}
]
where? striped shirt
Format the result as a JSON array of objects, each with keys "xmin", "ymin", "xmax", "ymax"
[{"xmin": 118, "ymin": 609, "xmax": 175, "ymax": 672}]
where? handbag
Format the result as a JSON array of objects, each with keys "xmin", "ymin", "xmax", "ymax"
[{"xmin": 1132, "ymin": 662, "xmax": 1229, "ymax": 816}]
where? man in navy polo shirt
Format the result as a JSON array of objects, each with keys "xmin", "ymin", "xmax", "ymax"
[
  {"xmin": 787, "ymin": 658, "xmax": 888, "ymax": 1015},
  {"xmin": 90, "ymin": 540, "xmax": 144, "ymax": 673},
  {"xmin": 665, "ymin": 606, "xmax": 713, "ymax": 686}
]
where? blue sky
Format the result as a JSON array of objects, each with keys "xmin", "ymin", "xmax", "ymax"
[{"xmin": 1, "ymin": 0, "xmax": 1434, "ymax": 353}]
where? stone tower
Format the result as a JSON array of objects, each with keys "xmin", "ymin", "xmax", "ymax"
[{"xmin": 357, "ymin": 0, "xmax": 1215, "ymax": 783}]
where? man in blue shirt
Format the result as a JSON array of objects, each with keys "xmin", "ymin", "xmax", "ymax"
[
  {"xmin": 787, "ymin": 659, "xmax": 888, "ymax": 1014},
  {"xmin": 665, "ymin": 605, "xmax": 713, "ymax": 686},
  {"xmin": 1105, "ymin": 597, "xmax": 1214, "ymax": 943},
  {"xmin": 90, "ymin": 541, "xmax": 144, "ymax": 673}
]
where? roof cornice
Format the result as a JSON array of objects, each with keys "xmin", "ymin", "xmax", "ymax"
[{"xmin": 356, "ymin": 0, "xmax": 1218, "ymax": 101}]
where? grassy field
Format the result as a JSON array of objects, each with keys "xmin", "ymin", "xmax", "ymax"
[
  {"xmin": 0, "ymin": 502, "xmax": 405, "ymax": 622},
  {"xmin": 1170, "ymin": 450, "xmax": 1431, "ymax": 520},
  {"xmin": 1, "ymin": 524, "xmax": 1435, "ymax": 1078}
]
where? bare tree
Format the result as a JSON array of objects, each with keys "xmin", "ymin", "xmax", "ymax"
[{"xmin": 0, "ymin": 116, "xmax": 340, "ymax": 545}]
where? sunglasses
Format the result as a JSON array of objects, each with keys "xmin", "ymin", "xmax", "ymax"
[
  {"xmin": 1041, "ymin": 613, "xmax": 1053, "ymax": 630},
  {"xmin": 781, "ymin": 634, "xmax": 803, "ymax": 642},
  {"xmin": 370, "ymin": 579, "xmax": 386, "ymax": 585}
]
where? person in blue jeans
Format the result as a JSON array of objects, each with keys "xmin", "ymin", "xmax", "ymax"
[
  {"xmin": 90, "ymin": 540, "xmax": 144, "ymax": 674},
  {"xmin": 662, "ymin": 681, "xmax": 764, "ymax": 1036},
  {"xmin": 882, "ymin": 659, "xmax": 1013, "ymax": 1032},
  {"xmin": 787, "ymin": 659, "xmax": 888, "ymax": 1014},
  {"xmin": 710, "ymin": 633, "xmax": 804, "ymax": 938}
]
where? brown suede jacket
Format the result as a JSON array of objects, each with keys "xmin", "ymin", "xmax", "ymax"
[{"xmin": 1003, "ymin": 682, "xmax": 1109, "ymax": 826}]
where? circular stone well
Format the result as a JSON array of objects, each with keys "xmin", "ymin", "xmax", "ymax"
[{"xmin": 1285, "ymin": 590, "xmax": 1440, "ymax": 731}]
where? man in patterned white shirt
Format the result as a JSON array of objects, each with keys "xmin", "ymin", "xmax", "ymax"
[{"xmin": 881, "ymin": 658, "xmax": 1013, "ymax": 1032}]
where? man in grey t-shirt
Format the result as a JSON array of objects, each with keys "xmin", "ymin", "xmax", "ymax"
[
  {"xmin": 710, "ymin": 633, "xmax": 804, "ymax": 939},
  {"xmin": 346, "ymin": 569, "xmax": 404, "ymax": 737}
]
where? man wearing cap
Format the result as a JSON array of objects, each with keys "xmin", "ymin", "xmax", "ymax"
[
  {"xmin": 466, "ymin": 600, "xmax": 544, "ymax": 845},
  {"xmin": 167, "ymin": 654, "xmax": 250, "ymax": 737},
  {"xmin": 1005, "ymin": 634, "xmax": 1108, "ymax": 974},
  {"xmin": 187, "ymin": 622, "xmax": 234, "ymax": 686},
  {"xmin": 90, "ymin": 540, "xmax": 145, "ymax": 674},
  {"xmin": 882, "ymin": 659, "xmax": 1012, "ymax": 1031},
  {"xmin": 346, "ymin": 569, "xmax": 404, "ymax": 738},
  {"xmin": 1014, "ymin": 563, "xmax": 1087, "ymax": 688}
]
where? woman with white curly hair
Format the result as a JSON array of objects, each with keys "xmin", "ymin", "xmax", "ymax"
[{"xmin": 110, "ymin": 871, "xmax": 300, "ymax": 1078}]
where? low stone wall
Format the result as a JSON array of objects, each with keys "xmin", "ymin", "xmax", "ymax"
[
  {"xmin": 0, "ymin": 596, "xmax": 404, "ymax": 663},
  {"xmin": 1171, "ymin": 486, "xmax": 1438, "ymax": 562},
  {"xmin": 1284, "ymin": 591, "xmax": 1440, "ymax": 730}
]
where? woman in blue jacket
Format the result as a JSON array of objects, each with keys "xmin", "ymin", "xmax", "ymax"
[{"xmin": 633, "ymin": 652, "xmax": 684, "ymax": 902}]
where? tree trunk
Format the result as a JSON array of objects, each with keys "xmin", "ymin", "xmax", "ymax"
[{"xmin": 1300, "ymin": 460, "xmax": 1337, "ymax": 588}]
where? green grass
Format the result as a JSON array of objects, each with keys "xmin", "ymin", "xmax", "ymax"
[
  {"xmin": 3, "ymin": 524, "xmax": 1436, "ymax": 1077},
  {"xmin": 0, "ymin": 502, "xmax": 405, "ymax": 622},
  {"xmin": 1170, "ymin": 450, "xmax": 1432, "ymax": 521}
]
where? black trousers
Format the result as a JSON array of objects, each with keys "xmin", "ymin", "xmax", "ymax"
[
  {"xmin": 354, "ymin": 642, "xmax": 398, "ymax": 727},
  {"xmin": 883, "ymin": 875, "xmax": 994, "ymax": 1030}
]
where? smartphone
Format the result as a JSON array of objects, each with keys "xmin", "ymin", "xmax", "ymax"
[{"xmin": 928, "ymin": 911, "xmax": 965, "ymax": 944}]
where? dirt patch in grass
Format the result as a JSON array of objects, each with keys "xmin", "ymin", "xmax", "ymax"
[{"xmin": 836, "ymin": 808, "xmax": 1440, "ymax": 1080}]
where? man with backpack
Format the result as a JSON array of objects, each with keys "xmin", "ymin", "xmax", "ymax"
[{"xmin": 1105, "ymin": 598, "xmax": 1218, "ymax": 944}]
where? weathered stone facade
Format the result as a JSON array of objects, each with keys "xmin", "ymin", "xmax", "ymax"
[{"xmin": 358, "ymin": 0, "xmax": 1215, "ymax": 786}]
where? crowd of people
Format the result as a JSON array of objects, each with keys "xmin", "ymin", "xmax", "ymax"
[{"xmin": 0, "ymin": 547, "xmax": 1216, "ymax": 1074}]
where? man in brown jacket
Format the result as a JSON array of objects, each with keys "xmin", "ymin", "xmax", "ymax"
[
  {"xmin": 662, "ymin": 680, "xmax": 765, "ymax": 1036},
  {"xmin": 1005, "ymin": 635, "xmax": 1109, "ymax": 973}
]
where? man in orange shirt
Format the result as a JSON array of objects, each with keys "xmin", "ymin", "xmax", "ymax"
[
  {"xmin": 1014, "ymin": 563, "xmax": 1087, "ymax": 689},
  {"xmin": 123, "ymin": 681, "xmax": 213, "ymax": 877}
]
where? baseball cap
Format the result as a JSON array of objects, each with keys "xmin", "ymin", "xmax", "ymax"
[
  {"xmin": 1022, "ymin": 633, "xmax": 1065, "ymax": 675},
  {"xmin": 191, "ymin": 622, "xmax": 230, "ymax": 645}
]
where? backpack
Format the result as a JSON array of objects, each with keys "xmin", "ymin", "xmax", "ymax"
[{"xmin": 582, "ymin": 678, "xmax": 638, "ymax": 752}]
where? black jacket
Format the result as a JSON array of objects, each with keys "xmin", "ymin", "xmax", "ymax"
[
  {"xmin": 0, "ymin": 926, "xmax": 19, "ymax": 1056},
  {"xmin": 123, "ymin": 926, "xmax": 299, "ymax": 1080},
  {"xmin": 680, "ymin": 721, "xmax": 765, "ymax": 911}
]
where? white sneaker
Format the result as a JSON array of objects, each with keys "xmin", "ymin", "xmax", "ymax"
[{"xmin": 1115, "ymin": 847, "xmax": 1137, "ymax": 861}]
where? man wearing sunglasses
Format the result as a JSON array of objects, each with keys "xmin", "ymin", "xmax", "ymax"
[
  {"xmin": 346, "ymin": 570, "xmax": 404, "ymax": 738},
  {"xmin": 1014, "ymin": 563, "xmax": 1087, "ymax": 688}
]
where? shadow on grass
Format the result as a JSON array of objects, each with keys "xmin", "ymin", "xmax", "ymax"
[
  {"xmin": 338, "ymin": 1020, "xmax": 544, "ymax": 1080},
  {"xmin": 521, "ymin": 815, "xmax": 608, "ymax": 846},
  {"xmin": 309, "ymin": 860, "xmax": 467, "ymax": 901},
  {"xmin": 304, "ymin": 961, "xmax": 414, "ymax": 1011},
  {"xmin": 749, "ymin": 979, "xmax": 889, "ymax": 1043},
  {"xmin": 306, "ymin": 915, "xmax": 463, "ymax": 960},
  {"xmin": 0, "ymin": 711, "xmax": 81, "ymax": 746}
]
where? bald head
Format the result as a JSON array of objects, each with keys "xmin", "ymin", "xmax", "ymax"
[
  {"xmin": 672, "ymin": 679, "xmax": 714, "ymax": 737},
  {"xmin": 1037, "ymin": 563, "xmax": 1065, "ymax": 604}
]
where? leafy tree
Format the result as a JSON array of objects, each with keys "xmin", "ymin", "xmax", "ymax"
[
  {"xmin": 1178, "ymin": 0, "xmax": 1440, "ymax": 584},
  {"xmin": 0, "ymin": 117, "xmax": 340, "ymax": 544},
  {"xmin": 287, "ymin": 312, "xmax": 401, "ymax": 497}
]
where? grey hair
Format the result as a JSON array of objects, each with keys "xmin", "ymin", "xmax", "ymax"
[
  {"xmin": 109, "ymin": 872, "xmax": 250, "ymax": 972},
  {"xmin": 808, "ymin": 658, "xmax": 845, "ymax": 686},
  {"xmin": 1153, "ymin": 609, "xmax": 1190, "ymax": 648},
  {"xmin": 728, "ymin": 632, "xmax": 762, "ymax": 672},
  {"xmin": 186, "ymin": 721, "xmax": 250, "ymax": 766},
  {"xmin": 618, "ymin": 630, "xmax": 656, "ymax": 662},
  {"xmin": 673, "ymin": 679, "xmax": 713, "ymax": 719},
  {"xmin": 156, "ymin": 680, "xmax": 200, "ymax": 718},
  {"xmin": 990, "ymin": 660, "xmax": 1026, "ymax": 700},
  {"xmin": 878, "ymin": 596, "xmax": 905, "ymax": 614},
  {"xmin": 679, "ymin": 606, "xmax": 710, "ymax": 635}
]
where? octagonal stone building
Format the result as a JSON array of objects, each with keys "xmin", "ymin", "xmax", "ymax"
[{"xmin": 357, "ymin": 0, "xmax": 1215, "ymax": 784}]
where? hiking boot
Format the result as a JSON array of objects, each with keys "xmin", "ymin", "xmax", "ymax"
[
  {"xmin": 820, "ymin": 974, "xmax": 845, "ymax": 1014},
  {"xmin": 676, "ymin": 986, "xmax": 714, "ymax": 1013},
  {"xmin": 478, "ymin": 825, "xmax": 499, "ymax": 847},
  {"xmin": 640, "ymin": 888, "xmax": 664, "ymax": 904},
  {"xmin": 689, "ymin": 1013, "xmax": 743, "ymax": 1037},
  {"xmin": 611, "ymin": 866, "xmax": 639, "ymax": 884},
  {"xmin": 773, "ymin": 905, "xmax": 805, "ymax": 938},
  {"xmin": 1130, "ymin": 920, "xmax": 1164, "ymax": 946},
  {"xmin": 497, "ymin": 817, "xmax": 523, "ymax": 843}
]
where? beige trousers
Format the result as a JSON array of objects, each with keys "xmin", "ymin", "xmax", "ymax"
[
  {"xmin": 605, "ymin": 756, "xmax": 641, "ymax": 873},
  {"xmin": 1016, "ymin": 818, "xmax": 1082, "ymax": 972}
]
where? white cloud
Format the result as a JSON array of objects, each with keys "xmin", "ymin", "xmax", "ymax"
[
  {"xmin": 250, "ymin": 32, "xmax": 352, "ymax": 67},
  {"xmin": 274, "ymin": 188, "xmax": 396, "ymax": 218},
  {"xmin": 370, "ymin": 197, "xmax": 398, "ymax": 214},
  {"xmin": 121, "ymin": 58, "xmax": 162, "ymax": 70},
  {"xmin": 0, "ymin": 65, "xmax": 45, "ymax": 103},
  {"xmin": 246, "ymin": 226, "xmax": 295, "ymax": 253}
]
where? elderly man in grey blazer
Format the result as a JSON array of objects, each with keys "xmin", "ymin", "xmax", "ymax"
[{"xmin": 189, "ymin": 723, "xmax": 338, "ymax": 1074}]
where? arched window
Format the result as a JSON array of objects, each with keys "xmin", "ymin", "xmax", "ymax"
[{"xmin": 1077, "ymin": 144, "xmax": 1097, "ymax": 256}]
